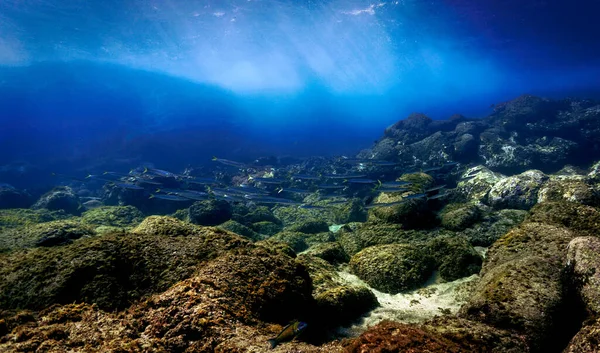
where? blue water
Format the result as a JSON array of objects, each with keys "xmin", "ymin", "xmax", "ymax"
[{"xmin": 1, "ymin": 0, "xmax": 599, "ymax": 187}]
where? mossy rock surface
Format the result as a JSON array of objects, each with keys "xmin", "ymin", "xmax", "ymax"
[
  {"xmin": 459, "ymin": 255, "xmax": 564, "ymax": 351},
  {"xmin": 486, "ymin": 222, "xmax": 575, "ymax": 270},
  {"xmin": 566, "ymin": 236, "xmax": 600, "ymax": 316},
  {"xmin": 188, "ymin": 200, "xmax": 232, "ymax": 226},
  {"xmin": 305, "ymin": 231, "xmax": 335, "ymax": 247},
  {"xmin": 132, "ymin": 216, "xmax": 201, "ymax": 237},
  {"xmin": 350, "ymin": 243, "xmax": 435, "ymax": 294},
  {"xmin": 0, "ymin": 208, "xmax": 70, "ymax": 230},
  {"xmin": 297, "ymin": 255, "xmax": 378, "ymax": 327},
  {"xmin": 236, "ymin": 205, "xmax": 281, "ymax": 225},
  {"xmin": 369, "ymin": 194, "xmax": 436, "ymax": 229},
  {"xmin": 425, "ymin": 236, "xmax": 482, "ymax": 281},
  {"xmin": 270, "ymin": 231, "xmax": 309, "ymax": 253},
  {"xmin": 82, "ymin": 206, "xmax": 144, "ymax": 228},
  {"xmin": 538, "ymin": 177, "xmax": 600, "ymax": 206},
  {"xmin": 250, "ymin": 221, "xmax": 283, "ymax": 236},
  {"xmin": 0, "ymin": 229, "xmax": 250, "ymax": 311},
  {"xmin": 288, "ymin": 220, "xmax": 329, "ymax": 234},
  {"xmin": 459, "ymin": 209, "xmax": 527, "ymax": 247},
  {"xmin": 336, "ymin": 222, "xmax": 432, "ymax": 257},
  {"xmin": 0, "ymin": 219, "xmax": 96, "ymax": 250},
  {"xmin": 526, "ymin": 201, "xmax": 600, "ymax": 238},
  {"xmin": 303, "ymin": 242, "xmax": 350, "ymax": 264},
  {"xmin": 439, "ymin": 203, "xmax": 482, "ymax": 231},
  {"xmin": 219, "ymin": 220, "xmax": 262, "ymax": 241},
  {"xmin": 455, "ymin": 166, "xmax": 504, "ymax": 203},
  {"xmin": 488, "ymin": 170, "xmax": 548, "ymax": 210},
  {"xmin": 32, "ymin": 186, "xmax": 82, "ymax": 215}
]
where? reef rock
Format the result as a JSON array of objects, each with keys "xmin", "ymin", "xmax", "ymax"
[
  {"xmin": 302, "ymin": 241, "xmax": 350, "ymax": 264},
  {"xmin": 297, "ymin": 255, "xmax": 378, "ymax": 328},
  {"xmin": 459, "ymin": 220, "xmax": 578, "ymax": 351},
  {"xmin": 426, "ymin": 236, "xmax": 482, "ymax": 281},
  {"xmin": 459, "ymin": 208, "xmax": 527, "ymax": 247},
  {"xmin": 439, "ymin": 203, "xmax": 482, "ymax": 231},
  {"xmin": 188, "ymin": 199, "xmax": 233, "ymax": 226},
  {"xmin": 132, "ymin": 215, "xmax": 201, "ymax": 237},
  {"xmin": 537, "ymin": 175, "xmax": 600, "ymax": 206},
  {"xmin": 0, "ymin": 245, "xmax": 341, "ymax": 353},
  {"xmin": 0, "ymin": 219, "xmax": 96, "ymax": 250},
  {"xmin": 349, "ymin": 243, "xmax": 435, "ymax": 294},
  {"xmin": 0, "ymin": 228, "xmax": 249, "ymax": 312},
  {"xmin": 81, "ymin": 205, "xmax": 144, "ymax": 229},
  {"xmin": 566, "ymin": 236, "xmax": 600, "ymax": 316},
  {"xmin": 487, "ymin": 169, "xmax": 548, "ymax": 210},
  {"xmin": 32, "ymin": 186, "xmax": 81, "ymax": 215},
  {"xmin": 455, "ymin": 166, "xmax": 504, "ymax": 203}
]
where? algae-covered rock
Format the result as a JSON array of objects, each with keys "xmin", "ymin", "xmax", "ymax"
[
  {"xmin": 0, "ymin": 229, "xmax": 250, "ymax": 312},
  {"xmin": 455, "ymin": 166, "xmax": 504, "ymax": 203},
  {"xmin": 349, "ymin": 244, "xmax": 435, "ymax": 294},
  {"xmin": 32, "ymin": 186, "xmax": 82, "ymax": 215},
  {"xmin": 439, "ymin": 203, "xmax": 482, "ymax": 231},
  {"xmin": 274, "ymin": 206, "xmax": 332, "ymax": 227},
  {"xmin": 526, "ymin": 201, "xmax": 600, "ymax": 238},
  {"xmin": 426, "ymin": 236, "xmax": 482, "ymax": 281},
  {"xmin": 188, "ymin": 199, "xmax": 232, "ymax": 226},
  {"xmin": 303, "ymin": 242, "xmax": 350, "ymax": 264},
  {"xmin": 0, "ymin": 219, "xmax": 96, "ymax": 250},
  {"xmin": 537, "ymin": 176, "xmax": 599, "ymax": 206},
  {"xmin": 81, "ymin": 206, "xmax": 144, "ymax": 228},
  {"xmin": 422, "ymin": 316, "xmax": 531, "ymax": 353},
  {"xmin": 219, "ymin": 220, "xmax": 263, "ymax": 241},
  {"xmin": 0, "ymin": 245, "xmax": 336, "ymax": 353},
  {"xmin": 270, "ymin": 231, "xmax": 309, "ymax": 253},
  {"xmin": 588, "ymin": 160, "xmax": 600, "ymax": 182},
  {"xmin": 305, "ymin": 231, "xmax": 335, "ymax": 247},
  {"xmin": 336, "ymin": 222, "xmax": 432, "ymax": 257},
  {"xmin": 459, "ymin": 209, "xmax": 527, "ymax": 247},
  {"xmin": 459, "ymin": 219, "xmax": 579, "ymax": 351},
  {"xmin": 288, "ymin": 220, "xmax": 329, "ymax": 234},
  {"xmin": 488, "ymin": 169, "xmax": 548, "ymax": 210},
  {"xmin": 369, "ymin": 194, "xmax": 436, "ymax": 229},
  {"xmin": 459, "ymin": 255, "xmax": 564, "ymax": 351},
  {"xmin": 233, "ymin": 205, "xmax": 281, "ymax": 225},
  {"xmin": 251, "ymin": 221, "xmax": 283, "ymax": 236},
  {"xmin": 132, "ymin": 215, "xmax": 201, "ymax": 237},
  {"xmin": 566, "ymin": 236, "xmax": 600, "ymax": 316},
  {"xmin": 563, "ymin": 318, "xmax": 600, "ymax": 353},
  {"xmin": 0, "ymin": 208, "xmax": 70, "ymax": 230},
  {"xmin": 344, "ymin": 320, "xmax": 464, "ymax": 353},
  {"xmin": 486, "ymin": 222, "xmax": 575, "ymax": 270},
  {"xmin": 297, "ymin": 255, "xmax": 378, "ymax": 327}
]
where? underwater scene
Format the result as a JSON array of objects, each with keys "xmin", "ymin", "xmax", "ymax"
[{"xmin": 1, "ymin": 0, "xmax": 600, "ymax": 352}]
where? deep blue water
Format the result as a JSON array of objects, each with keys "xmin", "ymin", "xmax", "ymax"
[{"xmin": 1, "ymin": 0, "xmax": 600, "ymax": 188}]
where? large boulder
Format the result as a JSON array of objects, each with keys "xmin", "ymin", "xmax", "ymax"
[
  {"xmin": 296, "ymin": 255, "xmax": 378, "ymax": 327},
  {"xmin": 566, "ymin": 236, "xmax": 600, "ymax": 316},
  {"xmin": 488, "ymin": 170, "xmax": 548, "ymax": 210},
  {"xmin": 455, "ymin": 166, "xmax": 504, "ymax": 203},
  {"xmin": 188, "ymin": 199, "xmax": 232, "ymax": 226},
  {"xmin": 349, "ymin": 243, "xmax": 435, "ymax": 294},
  {"xmin": 32, "ymin": 186, "xmax": 82, "ymax": 215},
  {"xmin": 0, "ymin": 219, "xmax": 96, "ymax": 250},
  {"xmin": 439, "ymin": 203, "xmax": 482, "ymax": 231},
  {"xmin": 81, "ymin": 205, "xmax": 144, "ymax": 228},
  {"xmin": 425, "ymin": 236, "xmax": 482, "ymax": 281},
  {"xmin": 0, "ymin": 227, "xmax": 250, "ymax": 312}
]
